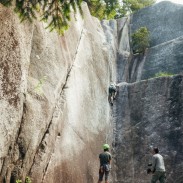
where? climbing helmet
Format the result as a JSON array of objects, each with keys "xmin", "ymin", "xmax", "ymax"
[{"xmin": 103, "ymin": 144, "xmax": 110, "ymax": 150}]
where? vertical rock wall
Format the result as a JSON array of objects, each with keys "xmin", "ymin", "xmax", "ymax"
[
  {"xmin": 130, "ymin": 1, "xmax": 183, "ymax": 81},
  {"xmin": 113, "ymin": 2, "xmax": 183, "ymax": 183},
  {"xmin": 114, "ymin": 76, "xmax": 183, "ymax": 183},
  {"xmin": 1, "ymin": 1, "xmax": 183, "ymax": 183},
  {"xmin": 0, "ymin": 3, "xmax": 117, "ymax": 183}
]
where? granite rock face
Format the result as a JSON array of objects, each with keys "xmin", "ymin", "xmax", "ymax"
[
  {"xmin": 129, "ymin": 1, "xmax": 183, "ymax": 81},
  {"xmin": 113, "ymin": 76, "xmax": 183, "ymax": 183},
  {"xmin": 0, "ymin": 3, "xmax": 118, "ymax": 183},
  {"xmin": 141, "ymin": 36, "xmax": 183, "ymax": 80},
  {"xmin": 113, "ymin": 2, "xmax": 183, "ymax": 183},
  {"xmin": 1, "ymin": 1, "xmax": 183, "ymax": 183},
  {"xmin": 131, "ymin": 1, "xmax": 183, "ymax": 47}
]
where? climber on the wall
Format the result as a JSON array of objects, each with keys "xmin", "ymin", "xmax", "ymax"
[
  {"xmin": 108, "ymin": 83, "xmax": 117, "ymax": 106},
  {"xmin": 98, "ymin": 144, "xmax": 112, "ymax": 183}
]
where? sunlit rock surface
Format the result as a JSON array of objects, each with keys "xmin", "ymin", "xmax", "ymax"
[{"xmin": 0, "ymin": 3, "xmax": 118, "ymax": 182}]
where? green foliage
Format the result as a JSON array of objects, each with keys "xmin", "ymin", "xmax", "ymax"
[
  {"xmin": 25, "ymin": 176, "xmax": 32, "ymax": 183},
  {"xmin": 16, "ymin": 180, "xmax": 22, "ymax": 183},
  {"xmin": 0, "ymin": 0, "xmax": 155, "ymax": 33},
  {"xmin": 132, "ymin": 27, "xmax": 150, "ymax": 53},
  {"xmin": 84, "ymin": 0, "xmax": 105, "ymax": 20},
  {"xmin": 41, "ymin": 0, "xmax": 83, "ymax": 34},
  {"xmin": 104, "ymin": 0, "xmax": 121, "ymax": 19},
  {"xmin": 16, "ymin": 176, "xmax": 31, "ymax": 183},
  {"xmin": 34, "ymin": 76, "xmax": 47, "ymax": 94},
  {"xmin": 114, "ymin": 5, "xmax": 128, "ymax": 19},
  {"xmin": 0, "ymin": 0, "xmax": 82, "ymax": 34},
  {"xmin": 84, "ymin": 0, "xmax": 121, "ymax": 20},
  {"xmin": 122, "ymin": 0, "xmax": 156, "ymax": 13},
  {"xmin": 0, "ymin": 0, "xmax": 124, "ymax": 25},
  {"xmin": 84, "ymin": 0, "xmax": 156, "ymax": 19},
  {"xmin": 154, "ymin": 72, "xmax": 174, "ymax": 77}
]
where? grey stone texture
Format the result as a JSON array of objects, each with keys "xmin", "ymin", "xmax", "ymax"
[
  {"xmin": 113, "ymin": 76, "xmax": 183, "ymax": 183},
  {"xmin": 130, "ymin": 1, "xmax": 183, "ymax": 81},
  {"xmin": 131, "ymin": 1, "xmax": 183, "ymax": 47},
  {"xmin": 113, "ymin": 2, "xmax": 183, "ymax": 183}
]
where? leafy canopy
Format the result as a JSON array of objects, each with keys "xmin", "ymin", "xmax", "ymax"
[
  {"xmin": 85, "ymin": 0, "xmax": 120, "ymax": 20},
  {"xmin": 132, "ymin": 26, "xmax": 150, "ymax": 53},
  {"xmin": 0, "ymin": 0, "xmax": 156, "ymax": 33},
  {"xmin": 122, "ymin": 0, "xmax": 156, "ymax": 13},
  {"xmin": 86, "ymin": 0, "xmax": 122, "ymax": 19},
  {"xmin": 113, "ymin": 0, "xmax": 155, "ymax": 18},
  {"xmin": 0, "ymin": 0, "xmax": 82, "ymax": 34}
]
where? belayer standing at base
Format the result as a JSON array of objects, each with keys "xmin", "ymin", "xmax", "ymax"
[
  {"xmin": 147, "ymin": 147, "xmax": 166, "ymax": 183},
  {"xmin": 98, "ymin": 144, "xmax": 112, "ymax": 183},
  {"xmin": 108, "ymin": 83, "xmax": 117, "ymax": 106}
]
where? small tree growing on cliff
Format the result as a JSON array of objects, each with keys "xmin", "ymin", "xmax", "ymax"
[{"xmin": 132, "ymin": 27, "xmax": 150, "ymax": 54}]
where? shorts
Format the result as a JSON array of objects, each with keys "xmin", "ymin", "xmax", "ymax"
[{"xmin": 98, "ymin": 165, "xmax": 110, "ymax": 181}]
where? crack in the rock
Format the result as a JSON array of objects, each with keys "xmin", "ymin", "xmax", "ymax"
[
  {"xmin": 41, "ymin": 153, "xmax": 52, "ymax": 183},
  {"xmin": 1, "ymin": 94, "xmax": 27, "ymax": 182},
  {"xmin": 28, "ymin": 28, "xmax": 85, "ymax": 180},
  {"xmin": 0, "ymin": 157, "xmax": 5, "ymax": 175},
  {"xmin": 117, "ymin": 17, "xmax": 129, "ymax": 49}
]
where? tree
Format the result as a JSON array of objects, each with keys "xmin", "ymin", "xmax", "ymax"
[
  {"xmin": 0, "ymin": 0, "xmax": 121, "ymax": 33},
  {"xmin": 84, "ymin": 0, "xmax": 121, "ymax": 20},
  {"xmin": 114, "ymin": 0, "xmax": 156, "ymax": 19},
  {"xmin": 0, "ymin": 0, "xmax": 155, "ymax": 34},
  {"xmin": 0, "ymin": 0, "xmax": 82, "ymax": 34},
  {"xmin": 122, "ymin": 0, "xmax": 156, "ymax": 13},
  {"xmin": 132, "ymin": 27, "xmax": 150, "ymax": 53}
]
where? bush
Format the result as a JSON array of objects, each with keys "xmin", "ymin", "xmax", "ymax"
[
  {"xmin": 16, "ymin": 180, "xmax": 22, "ymax": 183},
  {"xmin": 16, "ymin": 176, "xmax": 31, "ymax": 183},
  {"xmin": 132, "ymin": 27, "xmax": 150, "ymax": 54},
  {"xmin": 25, "ymin": 176, "xmax": 32, "ymax": 183}
]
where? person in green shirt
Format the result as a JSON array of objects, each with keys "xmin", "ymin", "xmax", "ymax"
[{"xmin": 98, "ymin": 144, "xmax": 112, "ymax": 183}]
